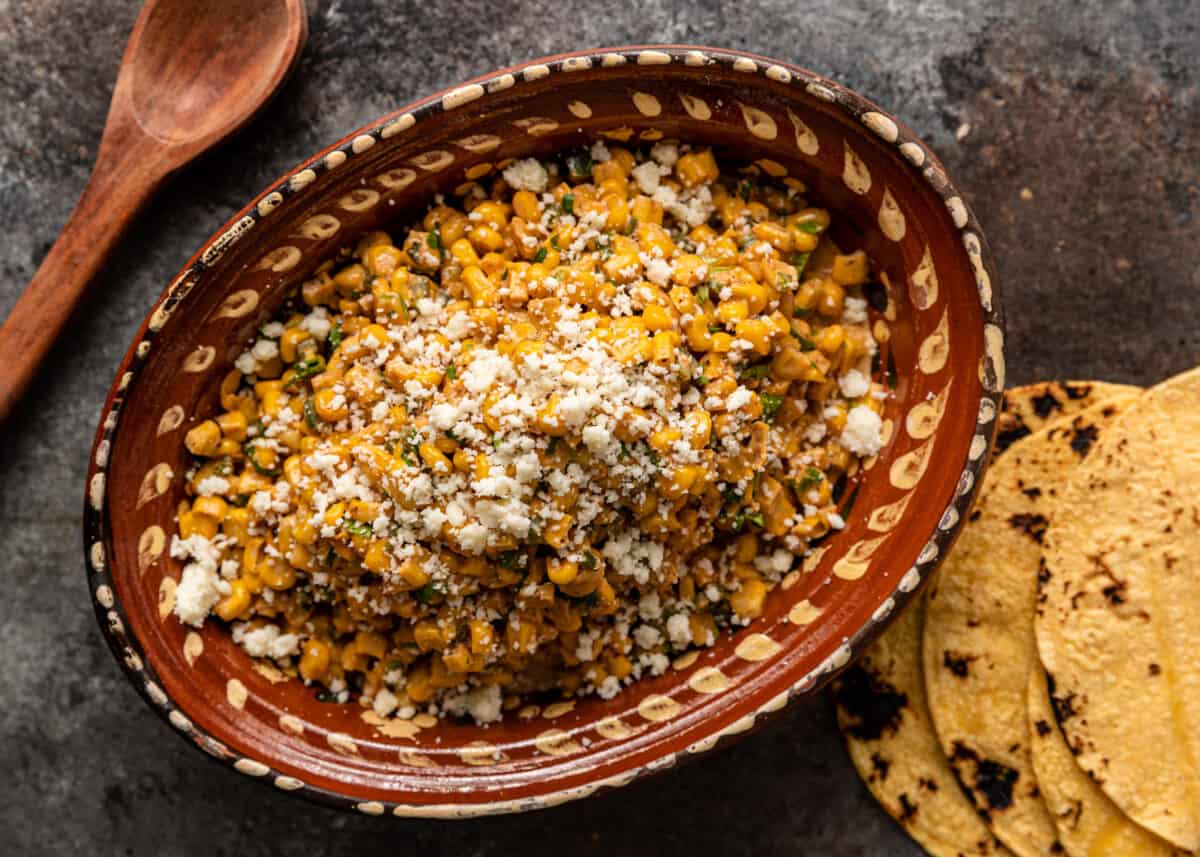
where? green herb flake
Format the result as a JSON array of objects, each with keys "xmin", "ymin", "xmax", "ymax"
[
  {"xmin": 566, "ymin": 153, "xmax": 593, "ymax": 180},
  {"xmin": 790, "ymin": 330, "xmax": 817, "ymax": 351},
  {"xmin": 562, "ymin": 192, "xmax": 575, "ymax": 214},
  {"xmin": 795, "ymin": 220, "xmax": 823, "ymax": 234},
  {"xmin": 759, "ymin": 392, "xmax": 784, "ymax": 422},
  {"xmin": 579, "ymin": 551, "xmax": 598, "ymax": 570},
  {"xmin": 427, "ymin": 222, "xmax": 444, "ymax": 258},
  {"xmin": 303, "ymin": 397, "xmax": 319, "ymax": 429},
  {"xmin": 740, "ymin": 362, "xmax": 770, "ymax": 381},
  {"xmin": 242, "ymin": 443, "xmax": 281, "ymax": 477},
  {"xmin": 328, "ymin": 319, "xmax": 343, "ymax": 350},
  {"xmin": 790, "ymin": 252, "xmax": 811, "ymax": 276},
  {"xmin": 415, "ymin": 582, "xmax": 445, "ymax": 604},
  {"xmin": 534, "ymin": 246, "xmax": 548, "ymax": 264},
  {"xmin": 797, "ymin": 466, "xmax": 824, "ymax": 494},
  {"xmin": 445, "ymin": 362, "xmax": 457, "ymax": 380},
  {"xmin": 694, "ymin": 283, "xmax": 710, "ymax": 304},
  {"xmin": 342, "ymin": 517, "xmax": 373, "ymax": 538},
  {"xmin": 385, "ymin": 659, "xmax": 405, "ymax": 672},
  {"xmin": 695, "ymin": 371, "xmax": 710, "ymax": 386},
  {"xmin": 290, "ymin": 355, "xmax": 324, "ymax": 382},
  {"xmin": 745, "ymin": 511, "xmax": 766, "ymax": 529}
]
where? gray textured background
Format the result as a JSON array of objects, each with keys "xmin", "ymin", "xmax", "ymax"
[{"xmin": 1, "ymin": 1, "xmax": 1197, "ymax": 854}]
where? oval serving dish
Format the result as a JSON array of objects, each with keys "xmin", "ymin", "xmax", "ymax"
[{"xmin": 85, "ymin": 45, "xmax": 1003, "ymax": 817}]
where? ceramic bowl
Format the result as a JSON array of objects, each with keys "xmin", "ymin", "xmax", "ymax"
[{"xmin": 85, "ymin": 45, "xmax": 1003, "ymax": 816}]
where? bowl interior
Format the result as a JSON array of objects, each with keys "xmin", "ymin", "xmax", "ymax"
[{"xmin": 87, "ymin": 47, "xmax": 1002, "ymax": 814}]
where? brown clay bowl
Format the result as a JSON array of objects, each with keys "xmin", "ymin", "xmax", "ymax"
[{"xmin": 85, "ymin": 45, "xmax": 1004, "ymax": 816}]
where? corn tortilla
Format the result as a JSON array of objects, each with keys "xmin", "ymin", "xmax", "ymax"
[
  {"xmin": 923, "ymin": 391, "xmax": 1139, "ymax": 857},
  {"xmin": 1027, "ymin": 669, "xmax": 1183, "ymax": 857},
  {"xmin": 832, "ymin": 382, "xmax": 1133, "ymax": 857},
  {"xmin": 1036, "ymin": 367, "xmax": 1200, "ymax": 852}
]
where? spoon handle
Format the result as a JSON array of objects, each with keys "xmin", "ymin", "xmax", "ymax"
[{"xmin": 0, "ymin": 148, "xmax": 164, "ymax": 421}]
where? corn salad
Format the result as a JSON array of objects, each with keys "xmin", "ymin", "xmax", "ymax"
[{"xmin": 169, "ymin": 142, "xmax": 887, "ymax": 724}]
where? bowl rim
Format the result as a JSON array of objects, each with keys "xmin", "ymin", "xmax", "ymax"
[{"xmin": 84, "ymin": 43, "xmax": 1004, "ymax": 818}]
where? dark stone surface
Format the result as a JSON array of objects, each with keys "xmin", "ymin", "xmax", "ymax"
[{"xmin": 1, "ymin": 1, "xmax": 1196, "ymax": 854}]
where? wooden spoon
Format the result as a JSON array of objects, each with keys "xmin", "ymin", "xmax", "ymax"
[{"xmin": 0, "ymin": 0, "xmax": 307, "ymax": 420}]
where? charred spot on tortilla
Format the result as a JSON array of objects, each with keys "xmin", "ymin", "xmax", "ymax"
[
  {"xmin": 869, "ymin": 752, "xmax": 891, "ymax": 782},
  {"xmin": 1069, "ymin": 422, "xmax": 1100, "ymax": 458},
  {"xmin": 1022, "ymin": 485, "xmax": 1042, "ymax": 499},
  {"xmin": 831, "ymin": 666, "xmax": 908, "ymax": 741},
  {"xmin": 1102, "ymin": 579, "xmax": 1127, "ymax": 605},
  {"xmin": 1009, "ymin": 512, "xmax": 1049, "ymax": 544},
  {"xmin": 1148, "ymin": 662, "xmax": 1162, "ymax": 676},
  {"xmin": 1031, "ymin": 391, "xmax": 1064, "ymax": 418},
  {"xmin": 968, "ymin": 508, "xmax": 983, "ymax": 522},
  {"xmin": 1035, "ymin": 719, "xmax": 1052, "ymax": 737},
  {"xmin": 898, "ymin": 792, "xmax": 919, "ymax": 822},
  {"xmin": 951, "ymin": 742, "xmax": 1020, "ymax": 812},
  {"xmin": 1050, "ymin": 690, "xmax": 1080, "ymax": 723},
  {"xmin": 994, "ymin": 423, "xmax": 1032, "ymax": 455},
  {"xmin": 1063, "ymin": 382, "xmax": 1094, "ymax": 400},
  {"xmin": 918, "ymin": 776, "xmax": 939, "ymax": 792},
  {"xmin": 942, "ymin": 650, "xmax": 978, "ymax": 678}
]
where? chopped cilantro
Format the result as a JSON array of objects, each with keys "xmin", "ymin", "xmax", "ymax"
[
  {"xmin": 534, "ymin": 246, "xmax": 548, "ymax": 264},
  {"xmin": 625, "ymin": 216, "xmax": 638, "ymax": 235},
  {"xmin": 760, "ymin": 392, "xmax": 784, "ymax": 422},
  {"xmin": 445, "ymin": 361, "xmax": 457, "ymax": 380},
  {"xmin": 288, "ymin": 355, "xmax": 324, "ymax": 385},
  {"xmin": 546, "ymin": 436, "xmax": 559, "ymax": 454},
  {"xmin": 415, "ymin": 581, "xmax": 446, "ymax": 604},
  {"xmin": 745, "ymin": 511, "xmax": 766, "ymax": 528},
  {"xmin": 303, "ymin": 397, "xmax": 319, "ymax": 429},
  {"xmin": 243, "ymin": 443, "xmax": 281, "ymax": 477},
  {"xmin": 695, "ymin": 371, "xmax": 710, "ymax": 386},
  {"xmin": 342, "ymin": 517, "xmax": 373, "ymax": 538},
  {"xmin": 790, "ymin": 251, "xmax": 811, "ymax": 276},
  {"xmin": 579, "ymin": 551, "xmax": 598, "ymax": 570},
  {"xmin": 798, "ymin": 466, "xmax": 824, "ymax": 493},
  {"xmin": 740, "ymin": 362, "xmax": 771, "ymax": 381},
  {"xmin": 492, "ymin": 434, "xmax": 503, "ymax": 449},
  {"xmin": 795, "ymin": 220, "xmax": 823, "ymax": 234},
  {"xmin": 694, "ymin": 283, "xmax": 710, "ymax": 304},
  {"xmin": 328, "ymin": 319, "xmax": 342, "ymax": 350},
  {"xmin": 566, "ymin": 153, "xmax": 593, "ymax": 180},
  {"xmin": 385, "ymin": 659, "xmax": 405, "ymax": 672},
  {"xmin": 790, "ymin": 329, "xmax": 817, "ymax": 351},
  {"xmin": 737, "ymin": 178, "xmax": 754, "ymax": 201},
  {"xmin": 562, "ymin": 192, "xmax": 575, "ymax": 214},
  {"xmin": 793, "ymin": 305, "xmax": 812, "ymax": 318},
  {"xmin": 427, "ymin": 222, "xmax": 444, "ymax": 259}
]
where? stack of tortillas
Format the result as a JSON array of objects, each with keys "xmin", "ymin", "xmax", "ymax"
[{"xmin": 832, "ymin": 370, "xmax": 1200, "ymax": 857}]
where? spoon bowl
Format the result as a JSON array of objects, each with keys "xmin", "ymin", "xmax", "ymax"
[{"xmin": 0, "ymin": 0, "xmax": 307, "ymax": 419}]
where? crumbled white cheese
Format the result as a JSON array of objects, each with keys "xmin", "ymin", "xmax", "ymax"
[
  {"xmin": 650, "ymin": 142, "xmax": 679, "ymax": 167},
  {"xmin": 251, "ymin": 339, "xmax": 279, "ymax": 362},
  {"xmin": 235, "ymin": 623, "xmax": 300, "ymax": 659},
  {"xmin": 838, "ymin": 369, "xmax": 870, "ymax": 399},
  {"xmin": 372, "ymin": 688, "xmax": 399, "ymax": 718},
  {"xmin": 842, "ymin": 296, "xmax": 869, "ymax": 324},
  {"xmin": 442, "ymin": 683, "xmax": 503, "ymax": 725},
  {"xmin": 195, "ymin": 475, "xmax": 229, "ymax": 497},
  {"xmin": 841, "ymin": 405, "xmax": 884, "ymax": 456},
  {"xmin": 502, "ymin": 158, "xmax": 549, "ymax": 193},
  {"xmin": 631, "ymin": 161, "xmax": 666, "ymax": 195},
  {"xmin": 666, "ymin": 613, "xmax": 692, "ymax": 647}
]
